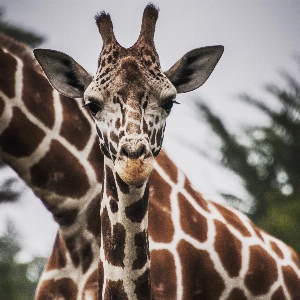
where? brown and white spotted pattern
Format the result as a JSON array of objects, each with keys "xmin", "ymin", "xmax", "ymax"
[
  {"xmin": 98, "ymin": 157, "xmax": 151, "ymax": 299},
  {"xmin": 1, "ymin": 4, "xmax": 300, "ymax": 300},
  {"xmin": 0, "ymin": 32, "xmax": 102, "ymax": 299}
]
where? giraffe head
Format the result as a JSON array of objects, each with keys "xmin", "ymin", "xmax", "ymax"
[{"xmin": 34, "ymin": 4, "xmax": 223, "ymax": 186}]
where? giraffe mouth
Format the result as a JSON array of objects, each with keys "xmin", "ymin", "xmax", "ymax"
[{"xmin": 115, "ymin": 141, "xmax": 154, "ymax": 185}]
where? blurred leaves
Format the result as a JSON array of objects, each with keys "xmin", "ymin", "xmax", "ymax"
[
  {"xmin": 195, "ymin": 61, "xmax": 300, "ymax": 253},
  {"xmin": 0, "ymin": 176, "xmax": 24, "ymax": 203},
  {"xmin": 0, "ymin": 7, "xmax": 45, "ymax": 48},
  {"xmin": 0, "ymin": 221, "xmax": 46, "ymax": 300}
]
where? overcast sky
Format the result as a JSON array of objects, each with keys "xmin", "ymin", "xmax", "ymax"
[{"xmin": 1, "ymin": 0, "xmax": 300, "ymax": 259}]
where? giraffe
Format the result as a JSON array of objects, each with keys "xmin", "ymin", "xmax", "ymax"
[
  {"xmin": 32, "ymin": 3, "xmax": 300, "ymax": 300},
  {"xmin": 0, "ymin": 31, "xmax": 103, "ymax": 298},
  {"xmin": 1, "ymin": 6, "xmax": 300, "ymax": 300}
]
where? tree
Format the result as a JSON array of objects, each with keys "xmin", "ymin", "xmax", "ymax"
[
  {"xmin": 0, "ymin": 7, "xmax": 44, "ymax": 48},
  {"xmin": 0, "ymin": 221, "xmax": 46, "ymax": 300},
  {"xmin": 195, "ymin": 63, "xmax": 300, "ymax": 253}
]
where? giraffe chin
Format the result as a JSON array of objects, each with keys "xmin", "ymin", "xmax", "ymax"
[{"xmin": 115, "ymin": 156, "xmax": 154, "ymax": 186}]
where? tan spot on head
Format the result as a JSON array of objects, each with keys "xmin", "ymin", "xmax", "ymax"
[
  {"xmin": 178, "ymin": 192, "xmax": 208, "ymax": 243},
  {"xmin": 0, "ymin": 47, "xmax": 17, "ymax": 98},
  {"xmin": 60, "ymin": 97, "xmax": 92, "ymax": 150},
  {"xmin": 115, "ymin": 156, "xmax": 153, "ymax": 186},
  {"xmin": 45, "ymin": 233, "xmax": 67, "ymax": 271},
  {"xmin": 35, "ymin": 277, "xmax": 78, "ymax": 300},
  {"xmin": 213, "ymin": 203, "xmax": 252, "ymax": 237},
  {"xmin": 0, "ymin": 107, "xmax": 45, "ymax": 157},
  {"xmin": 184, "ymin": 178, "xmax": 210, "ymax": 212},
  {"xmin": 148, "ymin": 170, "xmax": 174, "ymax": 243},
  {"xmin": 30, "ymin": 140, "xmax": 90, "ymax": 198},
  {"xmin": 151, "ymin": 249, "xmax": 177, "ymax": 299},
  {"xmin": 227, "ymin": 288, "xmax": 247, "ymax": 300},
  {"xmin": 23, "ymin": 64, "xmax": 55, "ymax": 129},
  {"xmin": 156, "ymin": 150, "xmax": 178, "ymax": 183},
  {"xmin": 88, "ymin": 137, "xmax": 104, "ymax": 183},
  {"xmin": 126, "ymin": 122, "xmax": 141, "ymax": 134},
  {"xmin": 282, "ymin": 265, "xmax": 300, "ymax": 299},
  {"xmin": 178, "ymin": 240, "xmax": 225, "ymax": 299},
  {"xmin": 214, "ymin": 220, "xmax": 242, "ymax": 278},
  {"xmin": 245, "ymin": 245, "xmax": 278, "ymax": 296}
]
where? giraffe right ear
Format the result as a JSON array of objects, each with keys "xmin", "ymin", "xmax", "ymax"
[
  {"xmin": 33, "ymin": 49, "xmax": 93, "ymax": 98},
  {"xmin": 164, "ymin": 45, "xmax": 224, "ymax": 94}
]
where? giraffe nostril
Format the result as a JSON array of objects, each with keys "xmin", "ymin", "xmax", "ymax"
[
  {"xmin": 121, "ymin": 146, "xmax": 130, "ymax": 158},
  {"xmin": 137, "ymin": 144, "xmax": 146, "ymax": 156},
  {"xmin": 120, "ymin": 144, "xmax": 147, "ymax": 159}
]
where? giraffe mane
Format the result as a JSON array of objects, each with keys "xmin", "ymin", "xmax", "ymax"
[{"xmin": 0, "ymin": 32, "xmax": 42, "ymax": 73}]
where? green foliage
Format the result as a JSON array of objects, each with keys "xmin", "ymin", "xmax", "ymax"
[
  {"xmin": 196, "ymin": 64, "xmax": 300, "ymax": 253},
  {"xmin": 0, "ymin": 221, "xmax": 46, "ymax": 300},
  {"xmin": 0, "ymin": 7, "xmax": 45, "ymax": 48}
]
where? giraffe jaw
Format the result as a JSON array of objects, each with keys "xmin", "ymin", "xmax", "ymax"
[{"xmin": 115, "ymin": 155, "xmax": 154, "ymax": 186}]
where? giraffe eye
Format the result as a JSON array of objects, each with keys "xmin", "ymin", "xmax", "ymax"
[
  {"xmin": 161, "ymin": 98, "xmax": 179, "ymax": 114},
  {"xmin": 84, "ymin": 99, "xmax": 102, "ymax": 116}
]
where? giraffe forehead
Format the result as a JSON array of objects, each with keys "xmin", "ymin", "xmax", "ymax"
[{"xmin": 94, "ymin": 45, "xmax": 173, "ymax": 98}]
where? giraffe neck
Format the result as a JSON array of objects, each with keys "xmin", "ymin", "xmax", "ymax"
[
  {"xmin": 99, "ymin": 156, "xmax": 151, "ymax": 300},
  {"xmin": 0, "ymin": 33, "xmax": 103, "ymax": 225},
  {"xmin": 0, "ymin": 35, "xmax": 103, "ymax": 298}
]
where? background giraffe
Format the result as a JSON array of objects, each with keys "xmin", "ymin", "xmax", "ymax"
[{"xmin": 33, "ymin": 4, "xmax": 300, "ymax": 299}]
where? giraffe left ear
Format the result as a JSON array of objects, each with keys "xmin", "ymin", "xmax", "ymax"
[
  {"xmin": 164, "ymin": 45, "xmax": 224, "ymax": 94},
  {"xmin": 34, "ymin": 49, "xmax": 93, "ymax": 98}
]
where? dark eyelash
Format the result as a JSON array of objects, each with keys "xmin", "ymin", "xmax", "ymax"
[{"xmin": 161, "ymin": 98, "xmax": 180, "ymax": 114}]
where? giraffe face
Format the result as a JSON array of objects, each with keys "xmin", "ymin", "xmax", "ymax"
[
  {"xmin": 34, "ymin": 5, "xmax": 224, "ymax": 184},
  {"xmin": 84, "ymin": 47, "xmax": 177, "ymax": 185}
]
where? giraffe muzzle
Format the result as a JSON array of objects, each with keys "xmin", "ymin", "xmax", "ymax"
[{"xmin": 115, "ymin": 140, "xmax": 154, "ymax": 186}]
